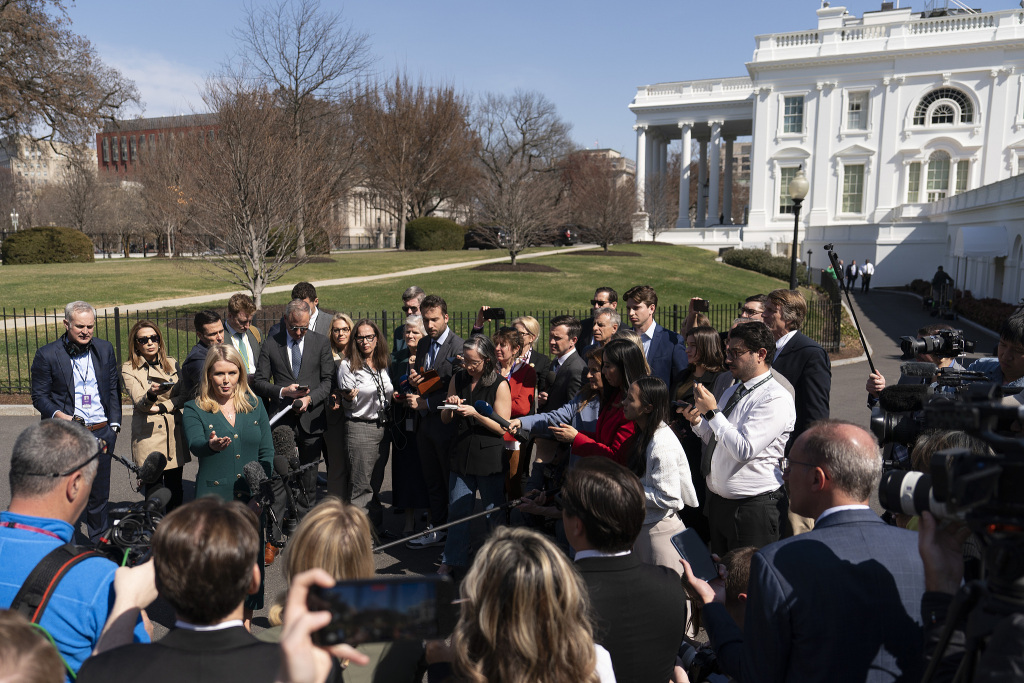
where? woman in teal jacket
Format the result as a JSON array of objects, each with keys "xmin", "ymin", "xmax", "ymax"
[{"xmin": 183, "ymin": 343, "xmax": 273, "ymax": 622}]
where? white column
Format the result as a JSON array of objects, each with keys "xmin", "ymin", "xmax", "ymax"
[
  {"xmin": 634, "ymin": 125, "xmax": 647, "ymax": 211},
  {"xmin": 707, "ymin": 121, "xmax": 722, "ymax": 226},
  {"xmin": 697, "ymin": 140, "xmax": 708, "ymax": 226},
  {"xmin": 659, "ymin": 137, "xmax": 668, "ymax": 177},
  {"xmin": 677, "ymin": 122, "xmax": 692, "ymax": 228},
  {"xmin": 723, "ymin": 136, "xmax": 735, "ymax": 224}
]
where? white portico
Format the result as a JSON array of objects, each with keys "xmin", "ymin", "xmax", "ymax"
[{"xmin": 631, "ymin": 3, "xmax": 1024, "ymax": 299}]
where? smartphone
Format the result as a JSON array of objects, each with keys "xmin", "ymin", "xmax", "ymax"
[
  {"xmin": 482, "ymin": 307, "xmax": 506, "ymax": 321},
  {"xmin": 692, "ymin": 299, "xmax": 710, "ymax": 313},
  {"xmin": 670, "ymin": 528, "xmax": 719, "ymax": 582},
  {"xmin": 158, "ymin": 381, "xmax": 176, "ymax": 389},
  {"xmin": 308, "ymin": 575, "xmax": 456, "ymax": 646},
  {"xmin": 671, "ymin": 400, "xmax": 692, "ymax": 409},
  {"xmin": 297, "ymin": 385, "xmax": 309, "ymax": 392}
]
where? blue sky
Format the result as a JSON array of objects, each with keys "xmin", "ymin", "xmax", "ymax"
[{"xmin": 67, "ymin": 1, "xmax": 1013, "ymax": 160}]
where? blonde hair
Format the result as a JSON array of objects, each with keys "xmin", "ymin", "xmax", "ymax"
[
  {"xmin": 330, "ymin": 313, "xmax": 354, "ymax": 355},
  {"xmin": 194, "ymin": 344, "xmax": 257, "ymax": 414},
  {"xmin": 453, "ymin": 527, "xmax": 600, "ymax": 683},
  {"xmin": 268, "ymin": 498, "xmax": 375, "ymax": 626},
  {"xmin": 512, "ymin": 316, "xmax": 541, "ymax": 350}
]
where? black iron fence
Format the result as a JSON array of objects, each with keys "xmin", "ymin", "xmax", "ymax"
[{"xmin": 0, "ymin": 298, "xmax": 840, "ymax": 394}]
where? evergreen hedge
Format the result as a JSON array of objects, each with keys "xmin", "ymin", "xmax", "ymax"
[
  {"xmin": 405, "ymin": 217, "xmax": 465, "ymax": 251},
  {"xmin": 2, "ymin": 226, "xmax": 95, "ymax": 265}
]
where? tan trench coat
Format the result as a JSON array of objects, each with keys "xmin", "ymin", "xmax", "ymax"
[{"xmin": 121, "ymin": 359, "xmax": 191, "ymax": 470}]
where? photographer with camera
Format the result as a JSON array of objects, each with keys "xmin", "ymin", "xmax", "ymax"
[
  {"xmin": 966, "ymin": 312, "xmax": 1024, "ymax": 389},
  {"xmin": 336, "ymin": 319, "xmax": 393, "ymax": 536},
  {"xmin": 866, "ymin": 324, "xmax": 967, "ymax": 404},
  {"xmin": 0, "ymin": 421, "xmax": 152, "ymax": 680}
]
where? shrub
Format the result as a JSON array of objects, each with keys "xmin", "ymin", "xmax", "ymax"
[
  {"xmin": 2, "ymin": 226, "xmax": 95, "ymax": 265},
  {"xmin": 405, "ymin": 217, "xmax": 465, "ymax": 251},
  {"xmin": 952, "ymin": 294, "xmax": 1017, "ymax": 334},
  {"xmin": 722, "ymin": 248, "xmax": 805, "ymax": 283}
]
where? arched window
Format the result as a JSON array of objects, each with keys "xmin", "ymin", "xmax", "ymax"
[{"xmin": 913, "ymin": 88, "xmax": 974, "ymax": 125}]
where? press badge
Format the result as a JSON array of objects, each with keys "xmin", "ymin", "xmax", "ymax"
[{"xmin": 82, "ymin": 395, "xmax": 92, "ymax": 406}]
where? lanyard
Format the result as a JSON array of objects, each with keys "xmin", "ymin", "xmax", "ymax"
[{"xmin": 1, "ymin": 521, "xmax": 63, "ymax": 541}]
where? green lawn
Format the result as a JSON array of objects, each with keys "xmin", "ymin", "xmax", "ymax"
[{"xmin": 0, "ymin": 248, "xmax": 555, "ymax": 310}]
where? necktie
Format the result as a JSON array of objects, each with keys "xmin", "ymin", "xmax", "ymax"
[
  {"xmin": 700, "ymin": 383, "xmax": 750, "ymax": 479},
  {"xmin": 426, "ymin": 341, "xmax": 439, "ymax": 370},
  {"xmin": 235, "ymin": 333, "xmax": 249, "ymax": 372},
  {"xmin": 550, "ymin": 358, "xmax": 560, "ymax": 374},
  {"xmin": 291, "ymin": 340, "xmax": 301, "ymax": 379}
]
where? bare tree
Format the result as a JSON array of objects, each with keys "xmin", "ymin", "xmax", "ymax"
[
  {"xmin": 175, "ymin": 80, "xmax": 305, "ymax": 308},
  {"xmin": 0, "ymin": 0, "xmax": 140, "ymax": 144},
  {"xmin": 562, "ymin": 151, "xmax": 635, "ymax": 251},
  {"xmin": 473, "ymin": 90, "xmax": 572, "ymax": 266},
  {"xmin": 352, "ymin": 73, "xmax": 477, "ymax": 250},
  {"xmin": 233, "ymin": 0, "xmax": 373, "ymax": 257},
  {"xmin": 54, "ymin": 149, "xmax": 102, "ymax": 233},
  {"xmin": 645, "ymin": 170, "xmax": 677, "ymax": 242},
  {"xmin": 136, "ymin": 131, "xmax": 193, "ymax": 256}
]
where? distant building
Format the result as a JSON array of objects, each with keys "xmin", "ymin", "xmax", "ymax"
[
  {"xmin": 631, "ymin": 2, "xmax": 1024, "ymax": 301},
  {"xmin": 95, "ymin": 114, "xmax": 217, "ymax": 179},
  {"xmin": 0, "ymin": 136, "xmax": 95, "ymax": 189}
]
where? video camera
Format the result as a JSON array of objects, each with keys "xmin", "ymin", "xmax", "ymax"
[
  {"xmin": 96, "ymin": 488, "xmax": 170, "ymax": 565},
  {"xmin": 899, "ymin": 328, "xmax": 975, "ymax": 360}
]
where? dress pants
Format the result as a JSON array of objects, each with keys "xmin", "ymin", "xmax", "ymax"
[
  {"xmin": 85, "ymin": 424, "xmax": 117, "ymax": 543},
  {"xmin": 346, "ymin": 419, "xmax": 389, "ymax": 530},
  {"xmin": 705, "ymin": 487, "xmax": 787, "ymax": 556},
  {"xmin": 417, "ymin": 417, "xmax": 454, "ymax": 527}
]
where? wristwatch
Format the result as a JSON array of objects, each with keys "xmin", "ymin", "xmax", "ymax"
[{"xmin": 703, "ymin": 409, "xmax": 718, "ymax": 422}]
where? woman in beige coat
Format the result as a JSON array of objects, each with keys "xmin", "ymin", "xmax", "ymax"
[{"xmin": 121, "ymin": 319, "xmax": 190, "ymax": 510}]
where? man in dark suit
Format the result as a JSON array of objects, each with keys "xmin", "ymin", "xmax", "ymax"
[
  {"xmin": 252, "ymin": 299, "xmax": 334, "ymax": 558},
  {"xmin": 683, "ymin": 420, "xmax": 925, "ymax": 683},
  {"xmin": 224, "ymin": 293, "xmax": 262, "ymax": 379},
  {"xmin": 624, "ymin": 285, "xmax": 688, "ymax": 392},
  {"xmin": 30, "ymin": 301, "xmax": 122, "ymax": 542},
  {"xmin": 268, "ymin": 282, "xmax": 332, "ymax": 338},
  {"xmin": 406, "ymin": 295, "xmax": 464, "ymax": 549},
  {"xmin": 77, "ymin": 497, "xmax": 279, "ymax": 682},
  {"xmin": 563, "ymin": 458, "xmax": 686, "ymax": 683},
  {"xmin": 178, "ymin": 310, "xmax": 225, "ymax": 401},
  {"xmin": 577, "ymin": 286, "xmax": 618, "ymax": 351},
  {"xmin": 538, "ymin": 314, "xmax": 587, "ymax": 413}
]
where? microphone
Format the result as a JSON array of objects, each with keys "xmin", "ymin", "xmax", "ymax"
[
  {"xmin": 136, "ymin": 452, "xmax": 168, "ymax": 485},
  {"xmin": 292, "ymin": 399, "xmax": 304, "ymax": 411},
  {"xmin": 474, "ymin": 400, "xmax": 528, "ymax": 443},
  {"xmin": 242, "ymin": 460, "xmax": 271, "ymax": 514},
  {"xmin": 143, "ymin": 487, "xmax": 171, "ymax": 513},
  {"xmin": 900, "ymin": 361, "xmax": 940, "ymax": 378},
  {"xmin": 272, "ymin": 425, "xmax": 299, "ymax": 476},
  {"xmin": 878, "ymin": 385, "xmax": 928, "ymax": 413}
]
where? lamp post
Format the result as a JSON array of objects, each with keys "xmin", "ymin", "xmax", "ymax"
[
  {"xmin": 788, "ymin": 167, "xmax": 809, "ymax": 290},
  {"xmin": 10, "ymin": 209, "xmax": 18, "ymax": 232},
  {"xmin": 806, "ymin": 249, "xmax": 813, "ymax": 286}
]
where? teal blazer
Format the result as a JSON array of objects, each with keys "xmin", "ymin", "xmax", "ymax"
[{"xmin": 183, "ymin": 395, "xmax": 274, "ymax": 502}]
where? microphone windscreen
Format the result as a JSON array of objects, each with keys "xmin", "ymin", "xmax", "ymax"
[
  {"xmin": 900, "ymin": 361, "xmax": 939, "ymax": 378},
  {"xmin": 292, "ymin": 399, "xmax": 304, "ymax": 411},
  {"xmin": 242, "ymin": 460, "xmax": 267, "ymax": 496},
  {"xmin": 272, "ymin": 426, "xmax": 296, "ymax": 476},
  {"xmin": 878, "ymin": 384, "xmax": 928, "ymax": 413},
  {"xmin": 144, "ymin": 487, "xmax": 171, "ymax": 512},
  {"xmin": 137, "ymin": 452, "xmax": 167, "ymax": 485},
  {"xmin": 474, "ymin": 400, "xmax": 494, "ymax": 417}
]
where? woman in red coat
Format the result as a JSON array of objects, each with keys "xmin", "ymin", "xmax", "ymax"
[{"xmin": 493, "ymin": 327, "xmax": 536, "ymax": 498}]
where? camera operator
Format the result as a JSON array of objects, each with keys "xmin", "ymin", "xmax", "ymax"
[
  {"xmin": 866, "ymin": 324, "xmax": 965, "ymax": 405},
  {"xmin": 966, "ymin": 312, "xmax": 1024, "ymax": 389},
  {"xmin": 0, "ymin": 421, "xmax": 153, "ymax": 679}
]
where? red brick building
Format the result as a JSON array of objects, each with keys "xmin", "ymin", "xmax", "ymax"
[{"xmin": 95, "ymin": 114, "xmax": 217, "ymax": 178}]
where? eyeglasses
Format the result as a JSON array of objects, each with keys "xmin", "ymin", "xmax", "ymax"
[
  {"xmin": 402, "ymin": 305, "xmax": 419, "ymax": 314},
  {"xmin": 739, "ymin": 307, "xmax": 762, "ymax": 317},
  {"xmin": 783, "ymin": 457, "xmax": 824, "ymax": 475},
  {"xmin": 356, "ymin": 334, "xmax": 377, "ymax": 343},
  {"xmin": 332, "ymin": 327, "xmax": 351, "ymax": 334},
  {"xmin": 591, "ymin": 299, "xmax": 610, "ymax": 307},
  {"xmin": 136, "ymin": 335, "xmax": 160, "ymax": 344},
  {"xmin": 24, "ymin": 440, "xmax": 107, "ymax": 478},
  {"xmin": 288, "ymin": 325, "xmax": 309, "ymax": 333},
  {"xmin": 725, "ymin": 348, "xmax": 755, "ymax": 359}
]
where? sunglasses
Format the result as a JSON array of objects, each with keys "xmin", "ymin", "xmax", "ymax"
[
  {"xmin": 136, "ymin": 335, "xmax": 160, "ymax": 344},
  {"xmin": 288, "ymin": 325, "xmax": 309, "ymax": 332},
  {"xmin": 591, "ymin": 300, "xmax": 610, "ymax": 307},
  {"xmin": 402, "ymin": 305, "xmax": 419, "ymax": 314}
]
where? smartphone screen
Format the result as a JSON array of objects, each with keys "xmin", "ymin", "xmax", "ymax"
[
  {"xmin": 670, "ymin": 528, "xmax": 719, "ymax": 582},
  {"xmin": 308, "ymin": 576, "xmax": 455, "ymax": 646}
]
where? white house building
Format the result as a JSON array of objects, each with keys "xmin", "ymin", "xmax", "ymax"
[{"xmin": 630, "ymin": 2, "xmax": 1024, "ymax": 301}]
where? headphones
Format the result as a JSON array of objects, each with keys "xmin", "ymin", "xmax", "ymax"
[{"xmin": 62, "ymin": 333, "xmax": 93, "ymax": 358}]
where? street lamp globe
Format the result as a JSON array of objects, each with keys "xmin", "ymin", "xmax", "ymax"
[
  {"xmin": 788, "ymin": 167, "xmax": 809, "ymax": 290},
  {"xmin": 788, "ymin": 169, "xmax": 809, "ymax": 202}
]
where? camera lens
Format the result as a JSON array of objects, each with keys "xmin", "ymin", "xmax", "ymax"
[{"xmin": 878, "ymin": 470, "xmax": 949, "ymax": 518}]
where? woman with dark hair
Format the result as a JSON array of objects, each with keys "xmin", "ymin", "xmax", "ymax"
[
  {"xmin": 548, "ymin": 338, "xmax": 646, "ymax": 466},
  {"xmin": 389, "ymin": 315, "xmax": 431, "ymax": 535},
  {"xmin": 336, "ymin": 319, "xmax": 393, "ymax": 534},
  {"xmin": 673, "ymin": 325, "xmax": 726, "ymax": 540},
  {"xmin": 438, "ymin": 334, "xmax": 512, "ymax": 577},
  {"xmin": 121, "ymin": 319, "xmax": 190, "ymax": 510},
  {"xmin": 325, "ymin": 313, "xmax": 354, "ymax": 501},
  {"xmin": 492, "ymin": 327, "xmax": 536, "ymax": 499},
  {"xmin": 622, "ymin": 376, "xmax": 697, "ymax": 574}
]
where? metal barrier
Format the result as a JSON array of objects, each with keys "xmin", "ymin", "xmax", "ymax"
[{"xmin": 0, "ymin": 298, "xmax": 841, "ymax": 394}]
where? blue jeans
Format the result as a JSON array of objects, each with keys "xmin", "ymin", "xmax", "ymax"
[{"xmin": 441, "ymin": 471, "xmax": 505, "ymax": 568}]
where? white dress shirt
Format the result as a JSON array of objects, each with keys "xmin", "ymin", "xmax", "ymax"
[
  {"xmin": 692, "ymin": 370, "xmax": 795, "ymax": 499},
  {"xmin": 774, "ymin": 329, "xmax": 798, "ymax": 359},
  {"xmin": 225, "ymin": 322, "xmax": 256, "ymax": 374},
  {"xmin": 551, "ymin": 345, "xmax": 576, "ymax": 372},
  {"xmin": 337, "ymin": 359, "xmax": 394, "ymax": 420},
  {"xmin": 642, "ymin": 422, "xmax": 699, "ymax": 524},
  {"xmin": 639, "ymin": 322, "xmax": 658, "ymax": 356}
]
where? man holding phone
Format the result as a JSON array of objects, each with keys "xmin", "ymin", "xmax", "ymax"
[{"xmin": 681, "ymin": 421, "xmax": 925, "ymax": 683}]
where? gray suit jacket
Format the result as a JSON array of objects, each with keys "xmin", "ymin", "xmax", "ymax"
[
  {"xmin": 543, "ymin": 349, "xmax": 587, "ymax": 413},
  {"xmin": 251, "ymin": 329, "xmax": 334, "ymax": 435},
  {"xmin": 704, "ymin": 508, "xmax": 925, "ymax": 683}
]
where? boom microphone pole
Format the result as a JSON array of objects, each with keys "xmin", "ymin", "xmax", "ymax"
[{"xmin": 824, "ymin": 243, "xmax": 877, "ymax": 376}]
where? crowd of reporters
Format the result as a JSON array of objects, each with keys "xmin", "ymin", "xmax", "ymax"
[{"xmin": 4, "ymin": 281, "xmax": 1023, "ymax": 682}]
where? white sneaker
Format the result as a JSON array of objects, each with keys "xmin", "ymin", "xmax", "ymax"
[{"xmin": 406, "ymin": 526, "xmax": 447, "ymax": 548}]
